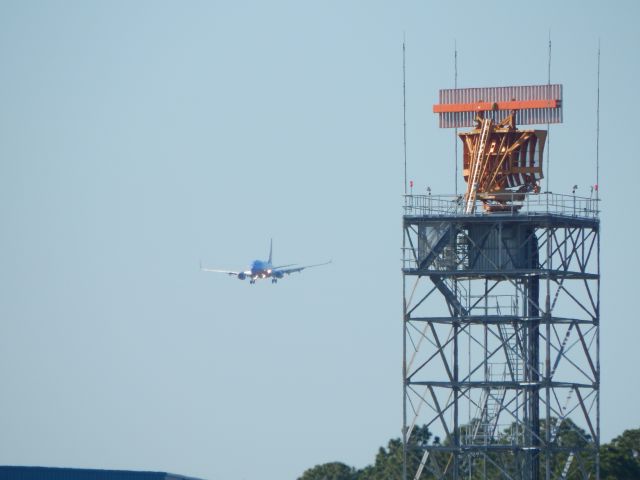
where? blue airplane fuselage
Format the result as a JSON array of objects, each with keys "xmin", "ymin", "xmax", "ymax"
[{"xmin": 250, "ymin": 260, "xmax": 271, "ymax": 276}]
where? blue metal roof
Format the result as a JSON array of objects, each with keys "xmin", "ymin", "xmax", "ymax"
[{"xmin": 0, "ymin": 466, "xmax": 205, "ymax": 480}]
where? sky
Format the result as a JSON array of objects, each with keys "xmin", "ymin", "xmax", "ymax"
[{"xmin": 0, "ymin": 1, "xmax": 638, "ymax": 479}]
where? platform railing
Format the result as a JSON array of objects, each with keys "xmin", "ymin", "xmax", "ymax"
[{"xmin": 403, "ymin": 192, "xmax": 600, "ymax": 218}]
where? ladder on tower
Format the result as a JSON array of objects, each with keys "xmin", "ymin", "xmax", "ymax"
[
  {"xmin": 464, "ymin": 118, "xmax": 492, "ymax": 214},
  {"xmin": 471, "ymin": 303, "xmax": 521, "ymax": 445},
  {"xmin": 470, "ymin": 384, "xmax": 507, "ymax": 445},
  {"xmin": 498, "ymin": 322, "xmax": 521, "ymax": 383}
]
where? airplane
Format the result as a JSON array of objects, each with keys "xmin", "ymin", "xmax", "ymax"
[{"xmin": 200, "ymin": 240, "xmax": 331, "ymax": 284}]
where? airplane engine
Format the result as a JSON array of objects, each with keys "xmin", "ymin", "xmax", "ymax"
[
  {"xmin": 273, "ymin": 271, "xmax": 284, "ymax": 279},
  {"xmin": 237, "ymin": 272, "xmax": 246, "ymax": 280}
]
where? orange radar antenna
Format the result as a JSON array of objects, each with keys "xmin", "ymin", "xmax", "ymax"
[{"xmin": 433, "ymin": 84, "xmax": 563, "ymax": 212}]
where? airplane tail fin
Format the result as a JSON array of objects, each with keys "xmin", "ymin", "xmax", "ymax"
[{"xmin": 268, "ymin": 238, "xmax": 273, "ymax": 265}]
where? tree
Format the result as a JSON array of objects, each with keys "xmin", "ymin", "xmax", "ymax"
[
  {"xmin": 600, "ymin": 428, "xmax": 640, "ymax": 480},
  {"xmin": 297, "ymin": 462, "xmax": 358, "ymax": 480},
  {"xmin": 298, "ymin": 423, "xmax": 640, "ymax": 479},
  {"xmin": 358, "ymin": 425, "xmax": 433, "ymax": 480}
]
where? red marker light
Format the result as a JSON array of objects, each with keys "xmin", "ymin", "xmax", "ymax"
[{"xmin": 409, "ymin": 180, "xmax": 414, "ymax": 188}]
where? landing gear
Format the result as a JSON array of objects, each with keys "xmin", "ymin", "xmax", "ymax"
[
  {"xmin": 271, "ymin": 278, "xmax": 277, "ymax": 284},
  {"xmin": 250, "ymin": 279, "xmax": 256, "ymax": 284}
]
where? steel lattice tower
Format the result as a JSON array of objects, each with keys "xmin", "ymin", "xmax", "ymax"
[{"xmin": 401, "ymin": 85, "xmax": 600, "ymax": 480}]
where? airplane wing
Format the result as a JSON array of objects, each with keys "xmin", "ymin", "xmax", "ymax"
[
  {"xmin": 200, "ymin": 261, "xmax": 249, "ymax": 276},
  {"xmin": 270, "ymin": 263, "xmax": 297, "ymax": 270},
  {"xmin": 273, "ymin": 260, "xmax": 332, "ymax": 276},
  {"xmin": 201, "ymin": 268, "xmax": 242, "ymax": 276}
]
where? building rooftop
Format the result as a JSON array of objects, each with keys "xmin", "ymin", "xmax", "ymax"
[{"xmin": 0, "ymin": 466, "xmax": 204, "ymax": 480}]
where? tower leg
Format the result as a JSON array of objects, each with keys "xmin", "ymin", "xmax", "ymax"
[{"xmin": 526, "ymin": 230, "xmax": 541, "ymax": 480}]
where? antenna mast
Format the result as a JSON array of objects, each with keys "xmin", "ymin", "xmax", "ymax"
[
  {"xmin": 596, "ymin": 39, "xmax": 601, "ymax": 201},
  {"xmin": 454, "ymin": 41, "xmax": 458, "ymax": 196},
  {"xmin": 546, "ymin": 31, "xmax": 552, "ymax": 192},
  {"xmin": 403, "ymin": 36, "xmax": 407, "ymax": 196}
]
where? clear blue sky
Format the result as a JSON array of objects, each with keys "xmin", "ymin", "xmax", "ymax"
[{"xmin": 0, "ymin": 1, "xmax": 638, "ymax": 479}]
